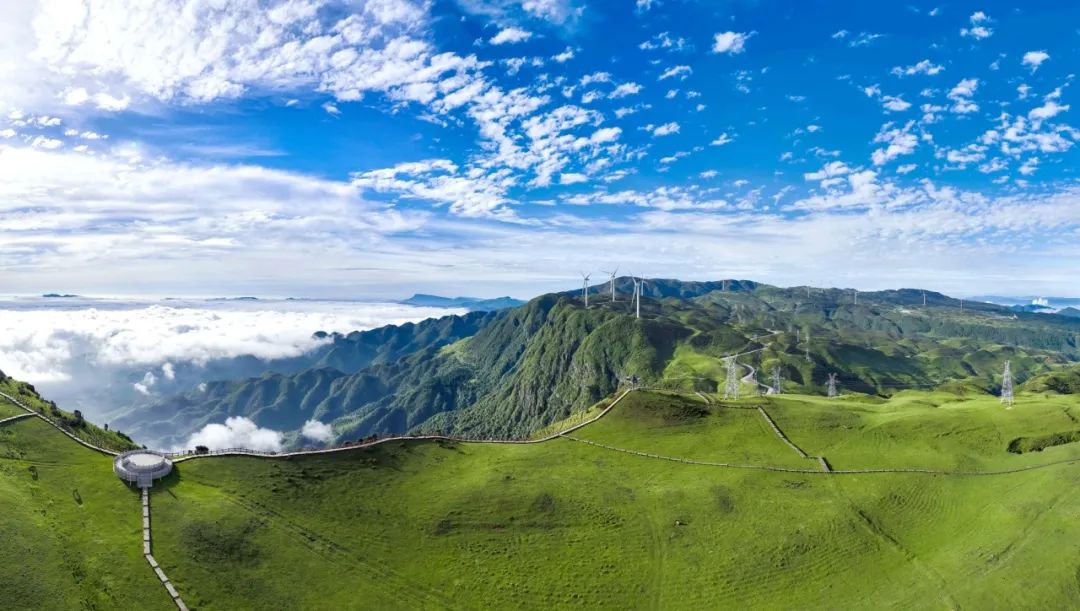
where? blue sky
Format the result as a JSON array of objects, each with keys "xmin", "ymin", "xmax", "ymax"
[{"xmin": 1, "ymin": 0, "xmax": 1078, "ymax": 298}]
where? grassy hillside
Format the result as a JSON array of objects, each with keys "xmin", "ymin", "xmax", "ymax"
[
  {"xmin": 2, "ymin": 385, "xmax": 1080, "ymax": 608},
  {"xmin": 150, "ymin": 391, "xmax": 1080, "ymax": 609},
  {"xmin": 0, "ymin": 417, "xmax": 172, "ymax": 609},
  {"xmin": 0, "ymin": 377, "xmax": 138, "ymax": 453}
]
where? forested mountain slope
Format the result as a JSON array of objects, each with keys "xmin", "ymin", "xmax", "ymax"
[{"xmin": 129, "ymin": 279, "xmax": 1080, "ymax": 448}]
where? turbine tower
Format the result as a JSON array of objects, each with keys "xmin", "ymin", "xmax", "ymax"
[
  {"xmin": 922, "ymin": 291, "xmax": 927, "ymax": 307},
  {"xmin": 723, "ymin": 356, "xmax": 740, "ymax": 400},
  {"xmin": 853, "ymin": 289, "xmax": 858, "ymax": 306},
  {"xmin": 601, "ymin": 267, "xmax": 619, "ymax": 302},
  {"xmin": 1000, "ymin": 360, "xmax": 1014, "ymax": 409},
  {"xmin": 771, "ymin": 367, "xmax": 782, "ymax": 395},
  {"xmin": 827, "ymin": 373, "xmax": 839, "ymax": 398},
  {"xmin": 628, "ymin": 275, "xmax": 646, "ymax": 319},
  {"xmin": 580, "ymin": 272, "xmax": 591, "ymax": 309}
]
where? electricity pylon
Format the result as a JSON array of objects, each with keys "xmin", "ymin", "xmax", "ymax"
[
  {"xmin": 827, "ymin": 373, "xmax": 839, "ymax": 398},
  {"xmin": 771, "ymin": 367, "xmax": 782, "ymax": 395},
  {"xmin": 1001, "ymin": 360, "xmax": 1014, "ymax": 409},
  {"xmin": 723, "ymin": 357, "xmax": 740, "ymax": 400}
]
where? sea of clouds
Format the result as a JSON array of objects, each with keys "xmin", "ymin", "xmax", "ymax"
[
  {"xmin": 0, "ymin": 297, "xmax": 461, "ymax": 448},
  {"xmin": 0, "ymin": 297, "xmax": 455, "ymax": 383}
]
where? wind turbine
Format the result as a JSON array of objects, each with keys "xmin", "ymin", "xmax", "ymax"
[
  {"xmin": 601, "ymin": 267, "xmax": 619, "ymax": 302},
  {"xmin": 630, "ymin": 274, "xmax": 644, "ymax": 319},
  {"xmin": 580, "ymin": 272, "xmax": 591, "ymax": 308}
]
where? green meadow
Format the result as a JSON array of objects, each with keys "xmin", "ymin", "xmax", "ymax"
[{"xmin": 2, "ymin": 390, "xmax": 1079, "ymax": 609}]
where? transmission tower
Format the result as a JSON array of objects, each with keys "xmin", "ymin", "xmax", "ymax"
[
  {"xmin": 827, "ymin": 373, "xmax": 839, "ymax": 398},
  {"xmin": 922, "ymin": 291, "xmax": 927, "ymax": 307},
  {"xmin": 771, "ymin": 367, "xmax": 782, "ymax": 395},
  {"xmin": 723, "ymin": 357, "xmax": 740, "ymax": 400},
  {"xmin": 853, "ymin": 290, "xmax": 858, "ymax": 306},
  {"xmin": 1000, "ymin": 360, "xmax": 1014, "ymax": 409},
  {"xmin": 804, "ymin": 330, "xmax": 811, "ymax": 362}
]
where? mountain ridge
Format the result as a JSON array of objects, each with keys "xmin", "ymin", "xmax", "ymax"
[{"xmin": 122, "ymin": 277, "xmax": 1080, "ymax": 449}]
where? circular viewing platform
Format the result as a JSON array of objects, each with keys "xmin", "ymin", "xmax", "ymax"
[{"xmin": 114, "ymin": 450, "xmax": 173, "ymax": 488}]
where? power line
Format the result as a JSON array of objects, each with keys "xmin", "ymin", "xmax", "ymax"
[
  {"xmin": 1001, "ymin": 360, "xmax": 1014, "ymax": 409},
  {"xmin": 723, "ymin": 356, "xmax": 740, "ymax": 400}
]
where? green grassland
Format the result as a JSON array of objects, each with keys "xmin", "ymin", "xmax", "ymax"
[
  {"xmin": 0, "ymin": 377, "xmax": 138, "ymax": 453},
  {"xmin": 3, "ymin": 389, "xmax": 1080, "ymax": 609},
  {"xmin": 0, "ymin": 395, "xmax": 25, "ymax": 419},
  {"xmin": 0, "ymin": 418, "xmax": 172, "ymax": 610}
]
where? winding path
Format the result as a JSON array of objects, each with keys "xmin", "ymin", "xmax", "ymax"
[
  {"xmin": 0, "ymin": 391, "xmax": 119, "ymax": 456},
  {"xmin": 559, "ymin": 433, "xmax": 1080, "ymax": 477},
  {"xmin": 0, "ymin": 413, "xmax": 34, "ymax": 427},
  {"xmin": 170, "ymin": 388, "xmax": 636, "ymax": 463}
]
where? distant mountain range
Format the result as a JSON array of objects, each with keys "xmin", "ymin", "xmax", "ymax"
[
  {"xmin": 116, "ymin": 278, "xmax": 1080, "ymax": 450},
  {"xmin": 399, "ymin": 293, "xmax": 525, "ymax": 311},
  {"xmin": 974, "ymin": 295, "xmax": 1080, "ymax": 308}
]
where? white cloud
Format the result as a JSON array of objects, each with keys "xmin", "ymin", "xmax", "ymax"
[
  {"xmin": 566, "ymin": 186, "xmax": 726, "ymax": 211},
  {"xmin": 322, "ymin": 102, "xmax": 341, "ymax": 116},
  {"xmin": 640, "ymin": 32, "xmax": 688, "ymax": 52},
  {"xmin": 559, "ymin": 172, "xmax": 587, "ymax": 184},
  {"xmin": 658, "ymin": 65, "xmax": 692, "ymax": 81},
  {"xmin": 710, "ymin": 133, "xmax": 733, "ymax": 146},
  {"xmin": 0, "ymin": 0, "xmax": 470, "ymax": 118},
  {"xmin": 651, "ymin": 122, "xmax": 680, "ymax": 136},
  {"xmin": 1019, "ymin": 157, "xmax": 1039, "ymax": 175},
  {"xmin": 490, "ymin": 26, "xmax": 533, "ymax": 45},
  {"xmin": 29, "ymin": 136, "xmax": 63, "ymax": 149},
  {"xmin": 960, "ymin": 11, "xmax": 993, "ymax": 39},
  {"xmin": 712, "ymin": 31, "xmax": 751, "ymax": 54},
  {"xmin": 1022, "ymin": 50, "xmax": 1050, "ymax": 72},
  {"xmin": 181, "ymin": 416, "xmax": 284, "ymax": 452},
  {"xmin": 947, "ymin": 78, "xmax": 979, "ymax": 113},
  {"xmin": 804, "ymin": 161, "xmax": 852, "ymax": 182},
  {"xmin": 1028, "ymin": 100, "xmax": 1069, "ymax": 122},
  {"xmin": 301, "ymin": 419, "xmax": 334, "ymax": 443},
  {"xmin": 849, "ymin": 32, "xmax": 883, "ymax": 47},
  {"xmin": 831, "ymin": 29, "xmax": 849, "ymax": 39},
  {"xmin": 551, "ymin": 47, "xmax": 574, "ymax": 63},
  {"xmin": 882, "ymin": 95, "xmax": 912, "ymax": 112},
  {"xmin": 871, "ymin": 120, "xmax": 918, "ymax": 165},
  {"xmin": 609, "ymin": 82, "xmax": 642, "ymax": 98},
  {"xmin": 891, "ymin": 60, "xmax": 944, "ymax": 77},
  {"xmin": 580, "ymin": 72, "xmax": 611, "ymax": 86}
]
